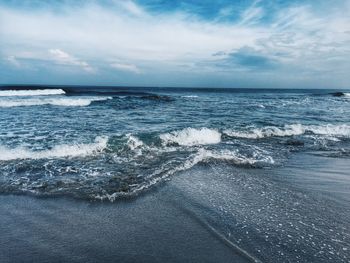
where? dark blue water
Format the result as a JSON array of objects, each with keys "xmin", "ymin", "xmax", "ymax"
[{"xmin": 0, "ymin": 86, "xmax": 350, "ymax": 262}]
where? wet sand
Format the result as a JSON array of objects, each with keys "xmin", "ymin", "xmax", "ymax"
[
  {"xmin": 0, "ymin": 188, "xmax": 250, "ymax": 263},
  {"xmin": 0, "ymin": 153, "xmax": 349, "ymax": 263}
]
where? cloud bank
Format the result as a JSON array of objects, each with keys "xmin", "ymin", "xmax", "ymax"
[{"xmin": 0, "ymin": 0, "xmax": 349, "ymax": 88}]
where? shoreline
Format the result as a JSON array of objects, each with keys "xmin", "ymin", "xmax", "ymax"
[
  {"xmin": 0, "ymin": 152, "xmax": 349, "ymax": 262},
  {"xmin": 0, "ymin": 182, "xmax": 249, "ymax": 263}
]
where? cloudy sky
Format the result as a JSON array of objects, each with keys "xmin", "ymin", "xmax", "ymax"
[{"xmin": 0, "ymin": 0, "xmax": 349, "ymax": 88}]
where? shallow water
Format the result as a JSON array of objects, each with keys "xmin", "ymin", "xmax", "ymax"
[{"xmin": 172, "ymin": 155, "xmax": 350, "ymax": 262}]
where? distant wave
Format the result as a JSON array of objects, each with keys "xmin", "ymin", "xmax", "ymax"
[
  {"xmin": 0, "ymin": 136, "xmax": 108, "ymax": 161},
  {"xmin": 224, "ymin": 124, "xmax": 350, "ymax": 139},
  {"xmin": 160, "ymin": 127, "xmax": 222, "ymax": 146},
  {"xmin": 0, "ymin": 89, "xmax": 65, "ymax": 97},
  {"xmin": 181, "ymin": 95, "xmax": 199, "ymax": 98},
  {"xmin": 329, "ymin": 92, "xmax": 350, "ymax": 97},
  {"xmin": 0, "ymin": 97, "xmax": 112, "ymax": 107},
  {"xmin": 138, "ymin": 94, "xmax": 174, "ymax": 102}
]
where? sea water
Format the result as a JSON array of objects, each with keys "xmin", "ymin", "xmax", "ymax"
[
  {"xmin": 0, "ymin": 86, "xmax": 349, "ymax": 201},
  {"xmin": 1, "ymin": 86, "xmax": 350, "ymax": 262}
]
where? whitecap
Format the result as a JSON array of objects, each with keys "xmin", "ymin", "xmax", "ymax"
[
  {"xmin": 224, "ymin": 124, "xmax": 305, "ymax": 139},
  {"xmin": 0, "ymin": 136, "xmax": 108, "ymax": 161},
  {"xmin": 0, "ymin": 97, "xmax": 112, "ymax": 107},
  {"xmin": 160, "ymin": 127, "xmax": 221, "ymax": 146},
  {"xmin": 126, "ymin": 134, "xmax": 144, "ymax": 150},
  {"xmin": 181, "ymin": 95, "xmax": 199, "ymax": 98},
  {"xmin": 224, "ymin": 124, "xmax": 350, "ymax": 139},
  {"xmin": 189, "ymin": 148, "xmax": 275, "ymax": 166},
  {"xmin": 0, "ymin": 89, "xmax": 65, "ymax": 97},
  {"xmin": 307, "ymin": 124, "xmax": 350, "ymax": 137}
]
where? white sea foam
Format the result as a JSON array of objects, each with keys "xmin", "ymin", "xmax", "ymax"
[
  {"xmin": 0, "ymin": 97, "xmax": 112, "ymax": 107},
  {"xmin": 224, "ymin": 124, "xmax": 350, "ymax": 139},
  {"xmin": 224, "ymin": 124, "xmax": 305, "ymax": 139},
  {"xmin": 126, "ymin": 134, "xmax": 144, "ymax": 157},
  {"xmin": 0, "ymin": 136, "xmax": 108, "ymax": 161},
  {"xmin": 160, "ymin": 127, "xmax": 221, "ymax": 146},
  {"xmin": 126, "ymin": 134, "xmax": 144, "ymax": 150},
  {"xmin": 190, "ymin": 148, "xmax": 275, "ymax": 166},
  {"xmin": 307, "ymin": 124, "xmax": 350, "ymax": 137},
  {"xmin": 181, "ymin": 95, "xmax": 199, "ymax": 98},
  {"xmin": 0, "ymin": 89, "xmax": 66, "ymax": 97},
  {"xmin": 94, "ymin": 145, "xmax": 275, "ymax": 202}
]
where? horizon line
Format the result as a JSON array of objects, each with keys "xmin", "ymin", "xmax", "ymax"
[{"xmin": 0, "ymin": 84, "xmax": 347, "ymax": 91}]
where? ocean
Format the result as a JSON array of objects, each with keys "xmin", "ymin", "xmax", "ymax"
[{"xmin": 0, "ymin": 86, "xmax": 349, "ymax": 262}]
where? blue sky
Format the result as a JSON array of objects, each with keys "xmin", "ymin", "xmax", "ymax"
[{"xmin": 0, "ymin": 0, "xmax": 349, "ymax": 88}]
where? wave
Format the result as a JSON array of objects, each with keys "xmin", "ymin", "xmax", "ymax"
[
  {"xmin": 224, "ymin": 124, "xmax": 350, "ymax": 139},
  {"xmin": 97, "ymin": 147, "xmax": 274, "ymax": 201},
  {"xmin": 0, "ymin": 89, "xmax": 65, "ymax": 97},
  {"xmin": 0, "ymin": 97, "xmax": 112, "ymax": 107},
  {"xmin": 160, "ymin": 127, "xmax": 222, "ymax": 146},
  {"xmin": 0, "ymin": 136, "xmax": 108, "ymax": 161},
  {"xmin": 139, "ymin": 94, "xmax": 174, "ymax": 102},
  {"xmin": 224, "ymin": 124, "xmax": 305, "ymax": 139},
  {"xmin": 181, "ymin": 95, "xmax": 199, "ymax": 98},
  {"xmin": 126, "ymin": 134, "xmax": 144, "ymax": 150},
  {"xmin": 191, "ymin": 148, "xmax": 274, "ymax": 166},
  {"xmin": 330, "ymin": 92, "xmax": 350, "ymax": 97}
]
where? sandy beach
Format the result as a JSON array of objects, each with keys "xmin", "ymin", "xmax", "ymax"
[{"xmin": 1, "ymin": 153, "xmax": 349, "ymax": 263}]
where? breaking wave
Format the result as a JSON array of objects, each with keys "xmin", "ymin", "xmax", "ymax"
[
  {"xmin": 126, "ymin": 134, "xmax": 144, "ymax": 150},
  {"xmin": 97, "ymin": 147, "xmax": 274, "ymax": 201},
  {"xmin": 0, "ymin": 97, "xmax": 112, "ymax": 107},
  {"xmin": 224, "ymin": 124, "xmax": 350, "ymax": 139},
  {"xmin": 190, "ymin": 148, "xmax": 274, "ymax": 166},
  {"xmin": 0, "ymin": 136, "xmax": 108, "ymax": 161},
  {"xmin": 0, "ymin": 89, "xmax": 65, "ymax": 97},
  {"xmin": 160, "ymin": 128, "xmax": 222, "ymax": 146},
  {"xmin": 181, "ymin": 95, "xmax": 199, "ymax": 98}
]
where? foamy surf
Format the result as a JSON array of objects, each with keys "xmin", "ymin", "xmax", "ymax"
[
  {"xmin": 126, "ymin": 134, "xmax": 144, "ymax": 150},
  {"xmin": 181, "ymin": 95, "xmax": 199, "ymax": 98},
  {"xmin": 0, "ymin": 89, "xmax": 66, "ymax": 97},
  {"xmin": 190, "ymin": 148, "xmax": 275, "ymax": 166},
  {"xmin": 160, "ymin": 127, "xmax": 221, "ymax": 146},
  {"xmin": 0, "ymin": 97, "xmax": 112, "ymax": 107},
  {"xmin": 0, "ymin": 86, "xmax": 349, "ymax": 212},
  {"xmin": 224, "ymin": 124, "xmax": 350, "ymax": 139},
  {"xmin": 96, "ymin": 146, "xmax": 275, "ymax": 202},
  {"xmin": 0, "ymin": 136, "xmax": 108, "ymax": 161}
]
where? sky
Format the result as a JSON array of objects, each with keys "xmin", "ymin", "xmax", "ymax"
[{"xmin": 0, "ymin": 0, "xmax": 349, "ymax": 89}]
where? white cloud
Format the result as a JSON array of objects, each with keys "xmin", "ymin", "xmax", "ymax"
[
  {"xmin": 118, "ymin": 0, "xmax": 147, "ymax": 17},
  {"xmin": 239, "ymin": 0, "xmax": 264, "ymax": 26},
  {"xmin": 0, "ymin": 0, "xmax": 349, "ymax": 87},
  {"xmin": 6, "ymin": 56, "xmax": 21, "ymax": 67},
  {"xmin": 0, "ymin": 2, "xmax": 264, "ymax": 64},
  {"xmin": 49, "ymin": 49, "xmax": 94, "ymax": 72},
  {"xmin": 218, "ymin": 6, "xmax": 234, "ymax": 17},
  {"xmin": 111, "ymin": 63, "xmax": 140, "ymax": 74}
]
